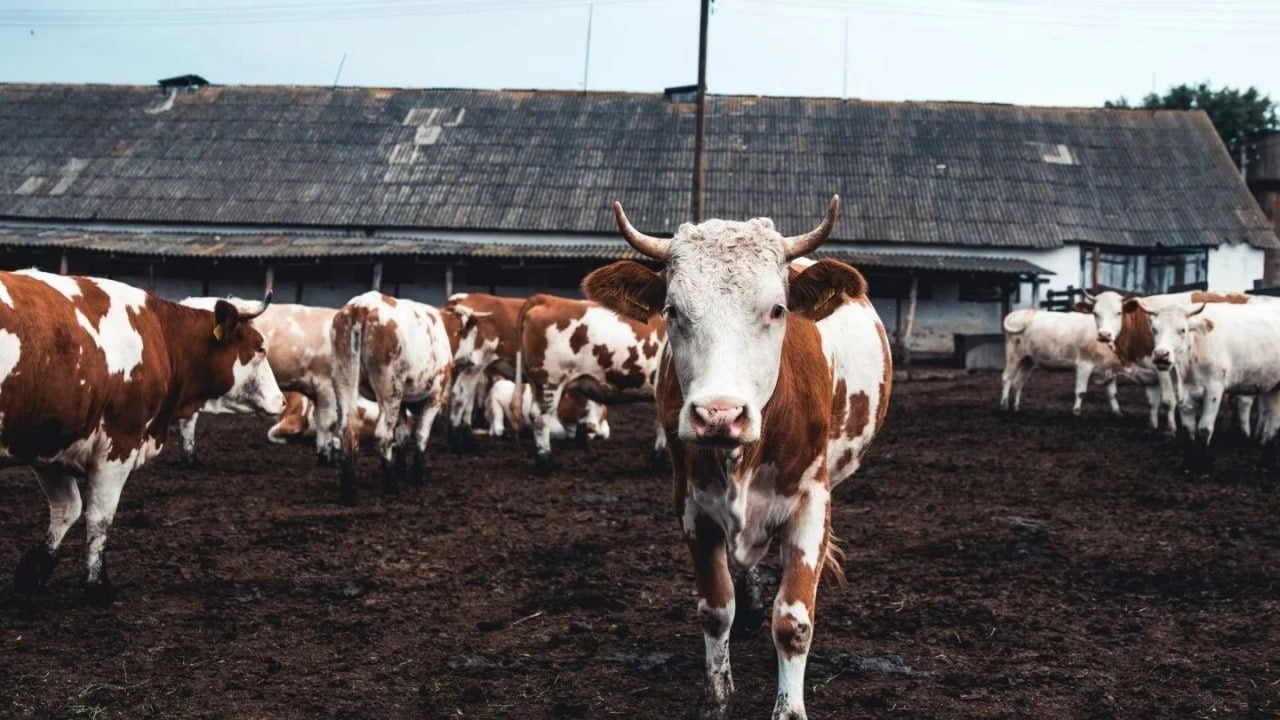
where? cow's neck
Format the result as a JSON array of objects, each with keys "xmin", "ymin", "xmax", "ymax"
[
  {"xmin": 1117, "ymin": 306, "xmax": 1155, "ymax": 363},
  {"xmin": 151, "ymin": 300, "xmax": 226, "ymax": 427}
]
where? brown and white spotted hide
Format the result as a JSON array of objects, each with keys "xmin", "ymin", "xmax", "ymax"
[
  {"xmin": 0, "ymin": 269, "xmax": 282, "ymax": 604},
  {"xmin": 582, "ymin": 196, "xmax": 891, "ymax": 720},
  {"xmin": 330, "ymin": 291, "xmax": 452, "ymax": 504},
  {"xmin": 513, "ymin": 293, "xmax": 664, "ymax": 472},
  {"xmin": 485, "ymin": 378, "xmax": 610, "ymax": 441},
  {"xmin": 177, "ymin": 299, "xmax": 340, "ymax": 464},
  {"xmin": 440, "ymin": 293, "xmax": 525, "ymax": 444},
  {"xmin": 268, "ymin": 390, "xmax": 388, "ymax": 448}
]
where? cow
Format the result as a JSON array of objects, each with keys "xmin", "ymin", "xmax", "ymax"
[
  {"xmin": 999, "ymin": 308, "xmax": 1125, "ymax": 417},
  {"xmin": 330, "ymin": 292, "xmax": 452, "ymax": 504},
  {"xmin": 267, "ymin": 390, "xmax": 383, "ymax": 447},
  {"xmin": 485, "ymin": 378, "xmax": 610, "ymax": 442},
  {"xmin": 440, "ymin": 293, "xmax": 525, "ymax": 449},
  {"xmin": 581, "ymin": 195, "xmax": 892, "ymax": 720},
  {"xmin": 176, "ymin": 300, "xmax": 341, "ymax": 465},
  {"xmin": 513, "ymin": 293, "xmax": 665, "ymax": 473},
  {"xmin": 1081, "ymin": 290, "xmax": 1267, "ymax": 435},
  {"xmin": 1141, "ymin": 299, "xmax": 1280, "ymax": 468},
  {"xmin": 0, "ymin": 269, "xmax": 283, "ymax": 604}
]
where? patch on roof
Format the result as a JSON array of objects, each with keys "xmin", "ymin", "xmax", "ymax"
[
  {"xmin": 1027, "ymin": 141, "xmax": 1078, "ymax": 166},
  {"xmin": 389, "ymin": 107, "xmax": 465, "ymax": 166}
]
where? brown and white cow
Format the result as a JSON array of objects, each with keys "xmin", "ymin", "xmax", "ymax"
[
  {"xmin": 330, "ymin": 291, "xmax": 452, "ymax": 504},
  {"xmin": 582, "ymin": 196, "xmax": 891, "ymax": 720},
  {"xmin": 440, "ymin": 293, "xmax": 525, "ymax": 448},
  {"xmin": 267, "ymin": 390, "xmax": 383, "ymax": 447},
  {"xmin": 177, "ymin": 300, "xmax": 340, "ymax": 464},
  {"xmin": 513, "ymin": 293, "xmax": 665, "ymax": 473},
  {"xmin": 485, "ymin": 378, "xmax": 610, "ymax": 442},
  {"xmin": 1081, "ymin": 290, "xmax": 1269, "ymax": 435},
  {"xmin": 1, "ymin": 269, "xmax": 283, "ymax": 604}
]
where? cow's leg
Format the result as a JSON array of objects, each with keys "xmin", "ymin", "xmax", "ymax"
[
  {"xmin": 771, "ymin": 485, "xmax": 831, "ymax": 720},
  {"xmin": 1071, "ymin": 362, "xmax": 1093, "ymax": 416},
  {"xmin": 81, "ymin": 462, "xmax": 130, "ymax": 605},
  {"xmin": 687, "ymin": 511, "xmax": 735, "ymax": 720},
  {"xmin": 447, "ymin": 367, "xmax": 481, "ymax": 453},
  {"xmin": 1159, "ymin": 369, "xmax": 1179, "ymax": 435},
  {"xmin": 1255, "ymin": 391, "xmax": 1280, "ymax": 471},
  {"xmin": 1143, "ymin": 384, "xmax": 1162, "ymax": 431},
  {"xmin": 1234, "ymin": 395, "xmax": 1256, "ymax": 440},
  {"xmin": 1196, "ymin": 383, "xmax": 1226, "ymax": 457},
  {"xmin": 312, "ymin": 385, "xmax": 340, "ymax": 467},
  {"xmin": 651, "ymin": 419, "xmax": 670, "ymax": 472},
  {"xmin": 531, "ymin": 383, "xmax": 560, "ymax": 474},
  {"xmin": 486, "ymin": 385, "xmax": 506, "ymax": 437},
  {"xmin": 406, "ymin": 398, "xmax": 443, "ymax": 486},
  {"xmin": 14, "ymin": 468, "xmax": 83, "ymax": 595},
  {"xmin": 1103, "ymin": 377, "xmax": 1121, "ymax": 416},
  {"xmin": 374, "ymin": 397, "xmax": 405, "ymax": 496},
  {"xmin": 177, "ymin": 413, "xmax": 200, "ymax": 466},
  {"xmin": 1010, "ymin": 360, "xmax": 1033, "ymax": 412}
]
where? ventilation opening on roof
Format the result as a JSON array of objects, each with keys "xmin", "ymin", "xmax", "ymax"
[
  {"xmin": 664, "ymin": 84, "xmax": 698, "ymax": 104},
  {"xmin": 158, "ymin": 74, "xmax": 209, "ymax": 91}
]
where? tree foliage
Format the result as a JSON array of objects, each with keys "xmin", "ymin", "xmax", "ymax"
[{"xmin": 1106, "ymin": 83, "xmax": 1278, "ymax": 164}]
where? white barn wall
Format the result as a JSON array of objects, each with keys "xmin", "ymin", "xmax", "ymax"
[{"xmin": 1207, "ymin": 242, "xmax": 1266, "ymax": 292}]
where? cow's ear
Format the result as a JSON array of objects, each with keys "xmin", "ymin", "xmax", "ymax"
[
  {"xmin": 212, "ymin": 300, "xmax": 239, "ymax": 343},
  {"xmin": 1190, "ymin": 316, "xmax": 1215, "ymax": 334},
  {"xmin": 1073, "ymin": 301, "xmax": 1093, "ymax": 313},
  {"xmin": 1122, "ymin": 298, "xmax": 1142, "ymax": 314},
  {"xmin": 789, "ymin": 259, "xmax": 866, "ymax": 321},
  {"xmin": 582, "ymin": 261, "xmax": 666, "ymax": 322}
]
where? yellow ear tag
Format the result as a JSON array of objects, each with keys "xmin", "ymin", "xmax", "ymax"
[{"xmin": 212, "ymin": 325, "xmax": 224, "ymax": 341}]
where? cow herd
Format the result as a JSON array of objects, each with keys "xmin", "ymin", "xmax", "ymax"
[
  {"xmin": 1, "ymin": 196, "xmax": 897, "ymax": 720},
  {"xmin": 1001, "ymin": 288, "xmax": 1280, "ymax": 467}
]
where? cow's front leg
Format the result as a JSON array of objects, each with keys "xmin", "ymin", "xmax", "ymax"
[
  {"xmin": 1143, "ymin": 384, "xmax": 1162, "ymax": 431},
  {"xmin": 177, "ymin": 413, "xmax": 200, "ymax": 465},
  {"xmin": 1071, "ymin": 362, "xmax": 1093, "ymax": 416},
  {"xmin": 1103, "ymin": 378, "xmax": 1121, "ymax": 416},
  {"xmin": 772, "ymin": 485, "xmax": 832, "ymax": 720},
  {"xmin": 312, "ymin": 386, "xmax": 340, "ymax": 467},
  {"xmin": 82, "ymin": 462, "xmax": 131, "ymax": 605},
  {"xmin": 14, "ymin": 468, "xmax": 83, "ymax": 595},
  {"xmin": 688, "ymin": 511, "xmax": 735, "ymax": 720}
]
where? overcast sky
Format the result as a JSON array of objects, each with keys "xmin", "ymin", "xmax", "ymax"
[{"xmin": 0, "ymin": 0, "xmax": 1276, "ymax": 108}]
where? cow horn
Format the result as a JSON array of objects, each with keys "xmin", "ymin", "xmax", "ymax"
[
  {"xmin": 237, "ymin": 289, "xmax": 273, "ymax": 320},
  {"xmin": 1188, "ymin": 302, "xmax": 1207, "ymax": 317},
  {"xmin": 613, "ymin": 201, "xmax": 670, "ymax": 261},
  {"xmin": 782, "ymin": 195, "xmax": 840, "ymax": 260},
  {"xmin": 1083, "ymin": 289, "xmax": 1097, "ymax": 302}
]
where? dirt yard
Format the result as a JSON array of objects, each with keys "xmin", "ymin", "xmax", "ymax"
[{"xmin": 2, "ymin": 371, "xmax": 1277, "ymax": 719}]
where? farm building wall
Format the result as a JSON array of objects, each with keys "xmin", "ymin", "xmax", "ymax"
[{"xmin": 1207, "ymin": 242, "xmax": 1267, "ymax": 292}]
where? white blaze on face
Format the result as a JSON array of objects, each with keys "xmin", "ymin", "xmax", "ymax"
[
  {"xmin": 1090, "ymin": 291, "xmax": 1125, "ymax": 345},
  {"xmin": 217, "ymin": 344, "xmax": 285, "ymax": 415},
  {"xmin": 1145, "ymin": 304, "xmax": 1192, "ymax": 367},
  {"xmin": 21, "ymin": 270, "xmax": 149, "ymax": 379},
  {"xmin": 664, "ymin": 218, "xmax": 790, "ymax": 443}
]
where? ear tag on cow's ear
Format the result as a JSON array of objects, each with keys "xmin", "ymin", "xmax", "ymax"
[
  {"xmin": 212, "ymin": 325, "xmax": 224, "ymax": 342},
  {"xmin": 626, "ymin": 296, "xmax": 650, "ymax": 313}
]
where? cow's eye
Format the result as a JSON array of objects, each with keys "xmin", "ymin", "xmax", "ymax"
[
  {"xmin": 663, "ymin": 305, "xmax": 679, "ymax": 324},
  {"xmin": 257, "ymin": 345, "xmax": 266, "ymax": 354},
  {"xmin": 769, "ymin": 304, "xmax": 786, "ymax": 321}
]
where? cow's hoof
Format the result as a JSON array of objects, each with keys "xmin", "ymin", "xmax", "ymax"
[
  {"xmin": 650, "ymin": 450, "xmax": 671, "ymax": 474},
  {"xmin": 317, "ymin": 453, "xmax": 336, "ymax": 468},
  {"xmin": 82, "ymin": 577, "xmax": 117, "ymax": 607},
  {"xmin": 534, "ymin": 452, "xmax": 559, "ymax": 476},
  {"xmin": 14, "ymin": 547, "xmax": 57, "ymax": 594}
]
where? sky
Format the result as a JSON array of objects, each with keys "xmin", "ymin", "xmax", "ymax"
[{"xmin": 0, "ymin": 0, "xmax": 1277, "ymax": 109}]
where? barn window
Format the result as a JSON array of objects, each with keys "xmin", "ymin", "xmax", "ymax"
[
  {"xmin": 958, "ymin": 276, "xmax": 1007, "ymax": 303},
  {"xmin": 1081, "ymin": 248, "xmax": 1207, "ymax": 294}
]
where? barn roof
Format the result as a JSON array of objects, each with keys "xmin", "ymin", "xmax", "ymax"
[
  {"xmin": 0, "ymin": 83, "xmax": 1273, "ymax": 251},
  {"xmin": 0, "ymin": 226, "xmax": 1051, "ymax": 278}
]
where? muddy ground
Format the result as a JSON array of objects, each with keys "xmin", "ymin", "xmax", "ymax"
[{"xmin": 1, "ymin": 371, "xmax": 1278, "ymax": 719}]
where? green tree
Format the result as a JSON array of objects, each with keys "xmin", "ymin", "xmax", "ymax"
[{"xmin": 1106, "ymin": 83, "xmax": 1278, "ymax": 165}]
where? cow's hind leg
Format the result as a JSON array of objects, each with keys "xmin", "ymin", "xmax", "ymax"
[
  {"xmin": 1103, "ymin": 377, "xmax": 1121, "ymax": 416},
  {"xmin": 405, "ymin": 397, "xmax": 444, "ymax": 486},
  {"xmin": 531, "ymin": 383, "xmax": 561, "ymax": 474},
  {"xmin": 15, "ymin": 468, "xmax": 83, "ymax": 595},
  {"xmin": 687, "ymin": 511, "xmax": 735, "ymax": 720},
  {"xmin": 374, "ymin": 398, "xmax": 406, "ymax": 496},
  {"xmin": 81, "ymin": 462, "xmax": 130, "ymax": 605},
  {"xmin": 1071, "ymin": 362, "xmax": 1093, "ymax": 416},
  {"xmin": 176, "ymin": 413, "xmax": 201, "ymax": 466},
  {"xmin": 1254, "ymin": 392, "xmax": 1280, "ymax": 474},
  {"xmin": 731, "ymin": 566, "xmax": 766, "ymax": 638}
]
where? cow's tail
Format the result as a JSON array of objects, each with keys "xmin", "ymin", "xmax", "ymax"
[
  {"xmin": 1002, "ymin": 308, "xmax": 1033, "ymax": 334},
  {"xmin": 510, "ymin": 296, "xmax": 537, "ymax": 434},
  {"xmin": 330, "ymin": 305, "xmax": 366, "ymax": 462}
]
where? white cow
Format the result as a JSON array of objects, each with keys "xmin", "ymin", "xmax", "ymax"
[
  {"xmin": 999, "ymin": 308, "xmax": 1124, "ymax": 416},
  {"xmin": 485, "ymin": 378, "xmax": 610, "ymax": 441},
  {"xmin": 1143, "ymin": 300, "xmax": 1280, "ymax": 463}
]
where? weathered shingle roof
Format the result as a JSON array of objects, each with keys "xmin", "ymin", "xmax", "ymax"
[
  {"xmin": 0, "ymin": 83, "xmax": 1273, "ymax": 250},
  {"xmin": 0, "ymin": 227, "xmax": 1052, "ymax": 277}
]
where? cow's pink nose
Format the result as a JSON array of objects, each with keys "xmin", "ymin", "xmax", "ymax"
[
  {"xmin": 1097, "ymin": 331, "xmax": 1112, "ymax": 343},
  {"xmin": 689, "ymin": 401, "xmax": 747, "ymax": 441},
  {"xmin": 1153, "ymin": 348, "xmax": 1170, "ymax": 360}
]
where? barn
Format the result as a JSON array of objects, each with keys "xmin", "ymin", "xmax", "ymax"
[{"xmin": 0, "ymin": 78, "xmax": 1273, "ymax": 363}]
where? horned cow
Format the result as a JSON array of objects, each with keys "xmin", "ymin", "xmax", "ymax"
[
  {"xmin": 1, "ymin": 269, "xmax": 282, "ymax": 604},
  {"xmin": 582, "ymin": 195, "xmax": 891, "ymax": 720}
]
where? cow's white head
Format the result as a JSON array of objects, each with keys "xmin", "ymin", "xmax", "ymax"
[
  {"xmin": 583, "ymin": 401, "xmax": 610, "ymax": 440},
  {"xmin": 583, "ymin": 196, "xmax": 863, "ymax": 445},
  {"xmin": 1079, "ymin": 290, "xmax": 1128, "ymax": 346},
  {"xmin": 1139, "ymin": 299, "xmax": 1209, "ymax": 371}
]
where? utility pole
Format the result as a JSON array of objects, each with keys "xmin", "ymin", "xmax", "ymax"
[
  {"xmin": 582, "ymin": 4, "xmax": 594, "ymax": 93},
  {"xmin": 691, "ymin": 0, "xmax": 711, "ymax": 222}
]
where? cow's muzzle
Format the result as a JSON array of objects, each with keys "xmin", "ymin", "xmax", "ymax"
[{"xmin": 689, "ymin": 400, "xmax": 749, "ymax": 445}]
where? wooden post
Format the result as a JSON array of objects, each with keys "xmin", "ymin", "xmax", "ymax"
[
  {"xmin": 371, "ymin": 261, "xmax": 383, "ymax": 292},
  {"xmin": 1000, "ymin": 279, "xmax": 1012, "ymax": 319},
  {"xmin": 1091, "ymin": 246, "xmax": 1101, "ymax": 289},
  {"xmin": 147, "ymin": 261, "xmax": 156, "ymax": 292},
  {"xmin": 58, "ymin": 250, "xmax": 68, "ymax": 275},
  {"xmin": 901, "ymin": 274, "xmax": 918, "ymax": 368},
  {"xmin": 264, "ymin": 263, "xmax": 275, "ymax": 296},
  {"xmin": 445, "ymin": 263, "xmax": 454, "ymax": 298}
]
